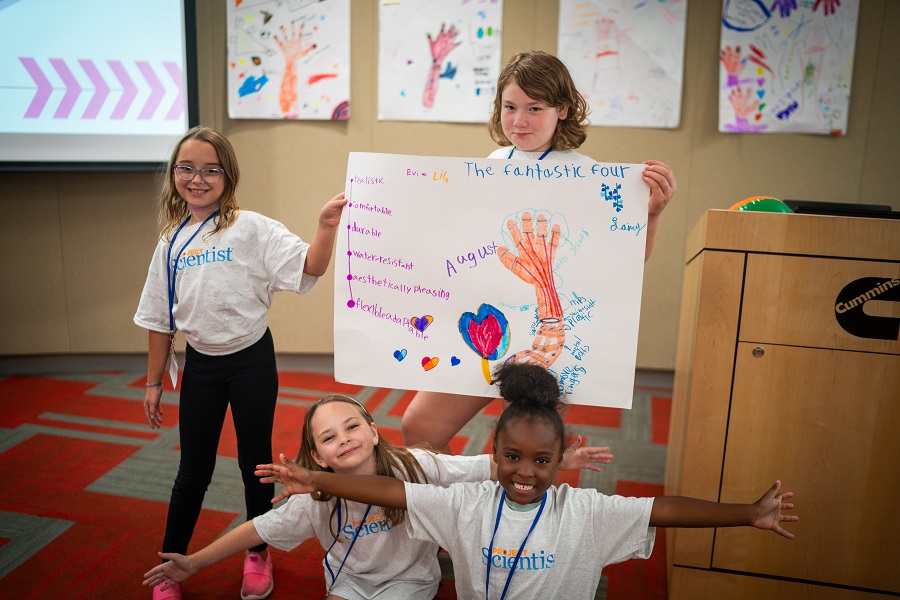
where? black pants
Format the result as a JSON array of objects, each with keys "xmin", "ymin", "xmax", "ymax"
[{"xmin": 162, "ymin": 328, "xmax": 277, "ymax": 555}]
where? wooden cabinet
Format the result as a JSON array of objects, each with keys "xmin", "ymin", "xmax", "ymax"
[{"xmin": 665, "ymin": 210, "xmax": 900, "ymax": 598}]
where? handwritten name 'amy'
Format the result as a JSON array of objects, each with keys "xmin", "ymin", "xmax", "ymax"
[{"xmin": 609, "ymin": 217, "xmax": 645, "ymax": 236}]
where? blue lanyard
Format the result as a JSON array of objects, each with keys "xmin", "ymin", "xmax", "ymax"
[
  {"xmin": 485, "ymin": 490, "xmax": 547, "ymax": 600},
  {"xmin": 325, "ymin": 500, "xmax": 373, "ymax": 590},
  {"xmin": 165, "ymin": 211, "xmax": 219, "ymax": 336},
  {"xmin": 507, "ymin": 146, "xmax": 554, "ymax": 160}
]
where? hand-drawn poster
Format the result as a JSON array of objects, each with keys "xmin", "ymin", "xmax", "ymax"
[
  {"xmin": 334, "ymin": 153, "xmax": 650, "ymax": 408},
  {"xmin": 226, "ymin": 0, "xmax": 350, "ymax": 120},
  {"xmin": 718, "ymin": 0, "xmax": 859, "ymax": 135},
  {"xmin": 557, "ymin": 0, "xmax": 687, "ymax": 129},
  {"xmin": 378, "ymin": 0, "xmax": 503, "ymax": 122}
]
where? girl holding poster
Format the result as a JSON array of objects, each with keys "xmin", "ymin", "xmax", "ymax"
[{"xmin": 401, "ymin": 51, "xmax": 677, "ymax": 452}]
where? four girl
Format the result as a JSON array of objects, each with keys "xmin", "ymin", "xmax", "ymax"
[{"xmin": 136, "ymin": 50, "xmax": 789, "ymax": 600}]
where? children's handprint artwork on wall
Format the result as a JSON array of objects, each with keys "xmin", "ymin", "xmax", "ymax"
[
  {"xmin": 719, "ymin": 0, "xmax": 860, "ymax": 134},
  {"xmin": 226, "ymin": 0, "xmax": 350, "ymax": 120},
  {"xmin": 423, "ymin": 24, "xmax": 461, "ymax": 109},
  {"xmin": 557, "ymin": 0, "xmax": 687, "ymax": 128},
  {"xmin": 378, "ymin": 0, "xmax": 502, "ymax": 123}
]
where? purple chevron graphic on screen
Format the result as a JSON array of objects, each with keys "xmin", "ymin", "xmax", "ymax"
[
  {"xmin": 17, "ymin": 57, "xmax": 185, "ymax": 122},
  {"xmin": 19, "ymin": 57, "xmax": 52, "ymax": 118},
  {"xmin": 49, "ymin": 58, "xmax": 81, "ymax": 119},
  {"xmin": 78, "ymin": 59, "xmax": 110, "ymax": 119},
  {"xmin": 164, "ymin": 61, "xmax": 184, "ymax": 120},
  {"xmin": 108, "ymin": 60, "xmax": 137, "ymax": 120},
  {"xmin": 136, "ymin": 61, "xmax": 164, "ymax": 120}
]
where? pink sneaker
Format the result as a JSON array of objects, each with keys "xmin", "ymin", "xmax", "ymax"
[
  {"xmin": 241, "ymin": 552, "xmax": 274, "ymax": 600},
  {"xmin": 152, "ymin": 581, "xmax": 182, "ymax": 600}
]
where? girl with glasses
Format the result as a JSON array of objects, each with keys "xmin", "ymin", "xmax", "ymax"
[{"xmin": 134, "ymin": 126, "xmax": 346, "ymax": 600}]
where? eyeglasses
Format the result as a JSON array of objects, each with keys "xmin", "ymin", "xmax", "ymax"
[{"xmin": 173, "ymin": 164, "xmax": 226, "ymax": 184}]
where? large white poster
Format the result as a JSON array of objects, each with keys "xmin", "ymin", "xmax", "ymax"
[
  {"xmin": 557, "ymin": 0, "xmax": 687, "ymax": 129},
  {"xmin": 378, "ymin": 0, "xmax": 503, "ymax": 122},
  {"xmin": 226, "ymin": 0, "xmax": 350, "ymax": 120},
  {"xmin": 719, "ymin": 0, "xmax": 859, "ymax": 134},
  {"xmin": 334, "ymin": 153, "xmax": 650, "ymax": 408}
]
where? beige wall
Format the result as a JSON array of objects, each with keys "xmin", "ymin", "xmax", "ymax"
[{"xmin": 2, "ymin": 0, "xmax": 898, "ymax": 368}]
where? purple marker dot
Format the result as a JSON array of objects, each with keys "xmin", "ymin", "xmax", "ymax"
[
  {"xmin": 347, "ymin": 300, "xmax": 355, "ymax": 308},
  {"xmin": 346, "ymin": 224, "xmax": 350, "ymax": 229},
  {"xmin": 346, "ymin": 274, "xmax": 352, "ymax": 280},
  {"xmin": 347, "ymin": 250, "xmax": 352, "ymax": 255},
  {"xmin": 348, "ymin": 202, "xmax": 353, "ymax": 207}
]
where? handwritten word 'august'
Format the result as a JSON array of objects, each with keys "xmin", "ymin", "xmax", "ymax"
[
  {"xmin": 464, "ymin": 161, "xmax": 631, "ymax": 181},
  {"xmin": 446, "ymin": 242, "xmax": 499, "ymax": 277}
]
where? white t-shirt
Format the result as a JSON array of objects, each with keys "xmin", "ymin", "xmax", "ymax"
[
  {"xmin": 405, "ymin": 481, "xmax": 655, "ymax": 600},
  {"xmin": 134, "ymin": 210, "xmax": 316, "ymax": 355},
  {"xmin": 487, "ymin": 147, "xmax": 595, "ymax": 163},
  {"xmin": 254, "ymin": 449, "xmax": 491, "ymax": 599}
]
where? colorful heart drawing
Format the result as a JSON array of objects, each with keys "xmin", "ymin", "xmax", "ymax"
[
  {"xmin": 451, "ymin": 356, "xmax": 461, "ymax": 366},
  {"xmin": 421, "ymin": 356, "xmax": 439, "ymax": 371},
  {"xmin": 411, "ymin": 314, "xmax": 434, "ymax": 332},
  {"xmin": 393, "ymin": 349, "xmax": 407, "ymax": 362},
  {"xmin": 457, "ymin": 304, "xmax": 510, "ymax": 361}
]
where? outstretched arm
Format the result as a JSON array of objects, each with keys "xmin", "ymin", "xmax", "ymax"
[
  {"xmin": 650, "ymin": 480, "xmax": 798, "ymax": 539},
  {"xmin": 142, "ymin": 521, "xmax": 265, "ymax": 590},
  {"xmin": 303, "ymin": 192, "xmax": 347, "ymax": 276},
  {"xmin": 257, "ymin": 453, "xmax": 408, "ymax": 508}
]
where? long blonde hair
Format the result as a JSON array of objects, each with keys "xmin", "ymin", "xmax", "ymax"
[
  {"xmin": 298, "ymin": 394, "xmax": 433, "ymax": 540},
  {"xmin": 489, "ymin": 51, "xmax": 590, "ymax": 151},
  {"xmin": 158, "ymin": 126, "xmax": 240, "ymax": 241}
]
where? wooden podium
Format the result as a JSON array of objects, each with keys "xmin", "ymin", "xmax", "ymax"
[{"xmin": 664, "ymin": 210, "xmax": 900, "ymax": 598}]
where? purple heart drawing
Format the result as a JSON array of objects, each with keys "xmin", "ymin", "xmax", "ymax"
[
  {"xmin": 451, "ymin": 356, "xmax": 461, "ymax": 366},
  {"xmin": 411, "ymin": 314, "xmax": 434, "ymax": 332},
  {"xmin": 393, "ymin": 349, "xmax": 407, "ymax": 362}
]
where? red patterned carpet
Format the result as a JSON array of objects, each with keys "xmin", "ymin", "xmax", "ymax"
[{"xmin": 0, "ymin": 364, "xmax": 671, "ymax": 599}]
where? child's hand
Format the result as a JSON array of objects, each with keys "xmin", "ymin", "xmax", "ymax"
[
  {"xmin": 144, "ymin": 386, "xmax": 164, "ymax": 429},
  {"xmin": 560, "ymin": 435, "xmax": 613, "ymax": 472},
  {"xmin": 319, "ymin": 192, "xmax": 347, "ymax": 228},
  {"xmin": 142, "ymin": 551, "xmax": 197, "ymax": 589},
  {"xmin": 642, "ymin": 160, "xmax": 676, "ymax": 217},
  {"xmin": 256, "ymin": 453, "xmax": 315, "ymax": 503},
  {"xmin": 752, "ymin": 480, "xmax": 799, "ymax": 539}
]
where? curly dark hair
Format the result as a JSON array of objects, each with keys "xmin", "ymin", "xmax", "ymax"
[
  {"xmin": 489, "ymin": 51, "xmax": 590, "ymax": 151},
  {"xmin": 492, "ymin": 362, "xmax": 566, "ymax": 453}
]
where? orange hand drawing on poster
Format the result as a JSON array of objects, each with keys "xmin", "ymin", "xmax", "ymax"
[{"xmin": 497, "ymin": 212, "xmax": 566, "ymax": 368}]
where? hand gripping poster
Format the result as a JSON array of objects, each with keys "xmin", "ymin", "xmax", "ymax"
[{"xmin": 334, "ymin": 153, "xmax": 649, "ymax": 408}]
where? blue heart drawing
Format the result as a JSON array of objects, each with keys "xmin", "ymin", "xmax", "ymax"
[
  {"xmin": 451, "ymin": 356, "xmax": 461, "ymax": 366},
  {"xmin": 393, "ymin": 349, "xmax": 408, "ymax": 362}
]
